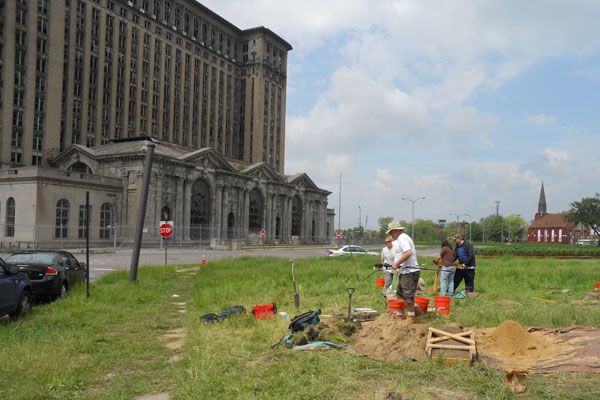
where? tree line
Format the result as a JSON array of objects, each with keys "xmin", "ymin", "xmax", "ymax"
[{"xmin": 339, "ymin": 193, "xmax": 600, "ymax": 245}]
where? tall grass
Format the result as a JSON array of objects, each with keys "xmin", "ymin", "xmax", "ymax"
[
  {"xmin": 0, "ymin": 267, "xmax": 186, "ymax": 400},
  {"xmin": 0, "ymin": 256, "xmax": 599, "ymax": 399},
  {"xmin": 179, "ymin": 255, "xmax": 600, "ymax": 399}
]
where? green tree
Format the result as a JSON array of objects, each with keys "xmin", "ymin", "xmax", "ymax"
[
  {"xmin": 565, "ymin": 193, "xmax": 600, "ymax": 246},
  {"xmin": 504, "ymin": 214, "xmax": 527, "ymax": 242},
  {"xmin": 412, "ymin": 219, "xmax": 437, "ymax": 241},
  {"xmin": 378, "ymin": 216, "xmax": 393, "ymax": 237},
  {"xmin": 481, "ymin": 215, "xmax": 504, "ymax": 242}
]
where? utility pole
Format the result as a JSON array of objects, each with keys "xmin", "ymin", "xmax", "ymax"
[
  {"xmin": 338, "ymin": 172, "xmax": 341, "ymax": 231},
  {"xmin": 402, "ymin": 196, "xmax": 425, "ymax": 239},
  {"xmin": 495, "ymin": 200, "xmax": 500, "ymax": 216},
  {"xmin": 130, "ymin": 141, "xmax": 155, "ymax": 282},
  {"xmin": 465, "ymin": 213, "xmax": 472, "ymax": 242},
  {"xmin": 358, "ymin": 205, "xmax": 362, "ymax": 228},
  {"xmin": 450, "ymin": 213, "xmax": 464, "ymax": 236}
]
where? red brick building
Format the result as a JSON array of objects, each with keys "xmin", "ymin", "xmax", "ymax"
[{"xmin": 528, "ymin": 183, "xmax": 575, "ymax": 244}]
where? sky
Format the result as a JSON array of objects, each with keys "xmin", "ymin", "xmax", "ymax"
[{"xmin": 202, "ymin": 0, "xmax": 600, "ymax": 229}]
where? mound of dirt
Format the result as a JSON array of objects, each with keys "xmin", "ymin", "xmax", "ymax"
[
  {"xmin": 477, "ymin": 320, "xmax": 561, "ymax": 370},
  {"xmin": 351, "ymin": 314, "xmax": 429, "ymax": 362}
]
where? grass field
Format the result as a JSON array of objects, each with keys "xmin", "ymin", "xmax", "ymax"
[{"xmin": 1, "ymin": 255, "xmax": 599, "ymax": 399}]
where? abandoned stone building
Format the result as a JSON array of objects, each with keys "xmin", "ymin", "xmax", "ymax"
[{"xmin": 0, "ymin": 0, "xmax": 334, "ymax": 247}]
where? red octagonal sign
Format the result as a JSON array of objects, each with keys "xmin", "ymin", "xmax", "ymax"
[{"xmin": 159, "ymin": 223, "xmax": 174, "ymax": 238}]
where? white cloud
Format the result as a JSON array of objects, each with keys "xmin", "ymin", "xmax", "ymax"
[
  {"xmin": 199, "ymin": 0, "xmax": 600, "ymax": 227},
  {"xmin": 542, "ymin": 148, "xmax": 570, "ymax": 164},
  {"xmin": 285, "ymin": 68, "xmax": 430, "ymax": 157},
  {"xmin": 525, "ymin": 113, "xmax": 557, "ymax": 125}
]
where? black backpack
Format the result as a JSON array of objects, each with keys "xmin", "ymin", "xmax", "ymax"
[
  {"xmin": 219, "ymin": 305, "xmax": 246, "ymax": 319},
  {"xmin": 288, "ymin": 309, "xmax": 321, "ymax": 333}
]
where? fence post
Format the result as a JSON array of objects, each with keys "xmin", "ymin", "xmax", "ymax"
[{"xmin": 113, "ymin": 223, "xmax": 118, "ymax": 253}]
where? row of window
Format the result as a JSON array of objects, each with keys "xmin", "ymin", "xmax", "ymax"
[{"xmin": 54, "ymin": 199, "xmax": 114, "ymax": 239}]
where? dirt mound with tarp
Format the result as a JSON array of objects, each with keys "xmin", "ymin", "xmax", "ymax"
[
  {"xmin": 350, "ymin": 316, "xmax": 600, "ymax": 373},
  {"xmin": 477, "ymin": 320, "xmax": 561, "ymax": 370},
  {"xmin": 351, "ymin": 314, "xmax": 430, "ymax": 362}
]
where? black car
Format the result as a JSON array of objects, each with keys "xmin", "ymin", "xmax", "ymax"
[
  {"xmin": 0, "ymin": 256, "xmax": 32, "ymax": 318},
  {"xmin": 4, "ymin": 250, "xmax": 86, "ymax": 299}
]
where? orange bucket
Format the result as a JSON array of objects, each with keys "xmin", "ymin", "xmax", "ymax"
[
  {"xmin": 253, "ymin": 303, "xmax": 276, "ymax": 319},
  {"xmin": 434, "ymin": 295, "xmax": 451, "ymax": 316},
  {"xmin": 375, "ymin": 278, "xmax": 385, "ymax": 288},
  {"xmin": 387, "ymin": 299, "xmax": 405, "ymax": 316},
  {"xmin": 414, "ymin": 296, "xmax": 429, "ymax": 313}
]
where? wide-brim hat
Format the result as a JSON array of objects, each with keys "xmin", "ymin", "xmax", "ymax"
[{"xmin": 386, "ymin": 220, "xmax": 406, "ymax": 234}]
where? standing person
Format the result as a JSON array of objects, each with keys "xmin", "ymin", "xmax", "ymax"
[
  {"xmin": 434, "ymin": 240, "xmax": 456, "ymax": 295},
  {"xmin": 380, "ymin": 236, "xmax": 395, "ymax": 298},
  {"xmin": 453, "ymin": 235, "xmax": 477, "ymax": 294},
  {"xmin": 387, "ymin": 220, "xmax": 419, "ymax": 324}
]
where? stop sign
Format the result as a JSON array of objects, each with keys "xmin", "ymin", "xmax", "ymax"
[{"xmin": 159, "ymin": 223, "xmax": 173, "ymax": 238}]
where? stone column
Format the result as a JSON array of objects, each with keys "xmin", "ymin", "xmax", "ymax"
[
  {"xmin": 285, "ymin": 196, "xmax": 292, "ymax": 241},
  {"xmin": 175, "ymin": 177, "xmax": 184, "ymax": 237},
  {"xmin": 243, "ymin": 189, "xmax": 250, "ymax": 239},
  {"xmin": 183, "ymin": 178, "xmax": 192, "ymax": 239},
  {"xmin": 264, "ymin": 189, "xmax": 271, "ymax": 240},
  {"xmin": 155, "ymin": 173, "xmax": 164, "ymax": 228},
  {"xmin": 213, "ymin": 184, "xmax": 222, "ymax": 242},
  {"xmin": 221, "ymin": 187, "xmax": 228, "ymax": 240}
]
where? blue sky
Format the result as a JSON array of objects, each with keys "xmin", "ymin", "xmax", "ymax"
[{"xmin": 202, "ymin": 0, "xmax": 600, "ymax": 229}]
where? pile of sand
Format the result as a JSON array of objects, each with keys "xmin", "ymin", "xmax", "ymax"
[
  {"xmin": 477, "ymin": 320, "xmax": 561, "ymax": 370},
  {"xmin": 351, "ymin": 314, "xmax": 429, "ymax": 362}
]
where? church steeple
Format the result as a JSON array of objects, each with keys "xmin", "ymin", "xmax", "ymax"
[{"xmin": 537, "ymin": 182, "xmax": 547, "ymax": 217}]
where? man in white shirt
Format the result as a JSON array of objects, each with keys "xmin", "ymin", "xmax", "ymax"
[
  {"xmin": 380, "ymin": 235, "xmax": 395, "ymax": 298},
  {"xmin": 388, "ymin": 220, "xmax": 419, "ymax": 324}
]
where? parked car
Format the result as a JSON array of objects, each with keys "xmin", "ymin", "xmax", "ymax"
[
  {"xmin": 0, "ymin": 256, "xmax": 32, "ymax": 318},
  {"xmin": 327, "ymin": 245, "xmax": 379, "ymax": 257},
  {"xmin": 576, "ymin": 239, "xmax": 594, "ymax": 246},
  {"xmin": 4, "ymin": 250, "xmax": 86, "ymax": 300}
]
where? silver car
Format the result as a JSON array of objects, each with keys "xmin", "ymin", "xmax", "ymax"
[{"xmin": 327, "ymin": 245, "xmax": 379, "ymax": 257}]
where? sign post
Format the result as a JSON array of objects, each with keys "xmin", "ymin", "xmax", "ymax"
[
  {"xmin": 335, "ymin": 231, "xmax": 343, "ymax": 246},
  {"xmin": 159, "ymin": 221, "xmax": 174, "ymax": 266},
  {"xmin": 259, "ymin": 228, "xmax": 267, "ymax": 245}
]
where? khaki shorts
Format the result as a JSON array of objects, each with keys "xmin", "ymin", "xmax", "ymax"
[{"xmin": 396, "ymin": 271, "xmax": 420, "ymax": 305}]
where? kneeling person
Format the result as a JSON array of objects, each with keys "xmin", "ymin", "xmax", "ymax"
[{"xmin": 387, "ymin": 220, "xmax": 419, "ymax": 324}]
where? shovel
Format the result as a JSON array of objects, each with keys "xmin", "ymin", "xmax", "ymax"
[
  {"xmin": 346, "ymin": 287, "xmax": 355, "ymax": 319},
  {"xmin": 291, "ymin": 260, "xmax": 300, "ymax": 311}
]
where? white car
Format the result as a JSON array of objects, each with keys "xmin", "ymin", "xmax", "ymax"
[{"xmin": 327, "ymin": 245, "xmax": 379, "ymax": 257}]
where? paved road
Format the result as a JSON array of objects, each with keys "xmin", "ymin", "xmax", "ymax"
[
  {"xmin": 82, "ymin": 246, "xmax": 439, "ymax": 282},
  {"xmin": 0, "ymin": 246, "xmax": 439, "ymax": 282}
]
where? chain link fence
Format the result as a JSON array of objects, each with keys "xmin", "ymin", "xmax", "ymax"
[{"xmin": 0, "ymin": 223, "xmax": 336, "ymax": 251}]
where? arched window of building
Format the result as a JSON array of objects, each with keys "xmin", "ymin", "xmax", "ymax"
[
  {"xmin": 100, "ymin": 203, "xmax": 113, "ymax": 239},
  {"xmin": 227, "ymin": 212, "xmax": 235, "ymax": 239},
  {"xmin": 55, "ymin": 199, "xmax": 70, "ymax": 239},
  {"xmin": 5, "ymin": 197, "xmax": 16, "ymax": 237},
  {"xmin": 275, "ymin": 216, "xmax": 281, "ymax": 239},
  {"xmin": 248, "ymin": 188, "xmax": 263, "ymax": 232},
  {"xmin": 291, "ymin": 196, "xmax": 302, "ymax": 236},
  {"xmin": 311, "ymin": 219, "xmax": 316, "ymax": 241},
  {"xmin": 68, "ymin": 161, "xmax": 93, "ymax": 174},
  {"xmin": 161, "ymin": 206, "xmax": 172, "ymax": 221},
  {"xmin": 190, "ymin": 178, "xmax": 210, "ymax": 240}
]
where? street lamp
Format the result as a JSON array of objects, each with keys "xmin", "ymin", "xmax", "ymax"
[
  {"xmin": 449, "ymin": 213, "xmax": 467, "ymax": 236},
  {"xmin": 402, "ymin": 196, "xmax": 425, "ymax": 239},
  {"xmin": 464, "ymin": 213, "xmax": 472, "ymax": 242}
]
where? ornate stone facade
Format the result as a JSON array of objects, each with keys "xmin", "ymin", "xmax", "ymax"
[{"xmin": 0, "ymin": 140, "xmax": 334, "ymax": 247}]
